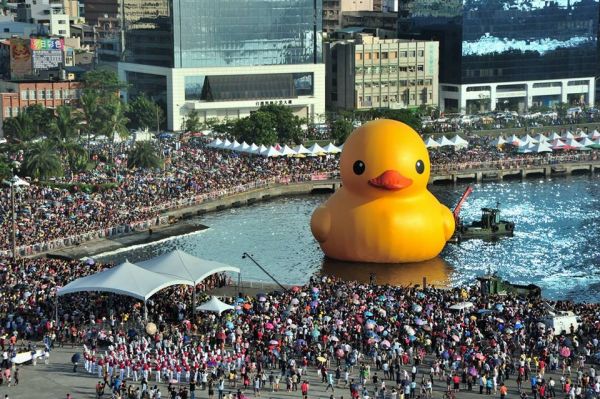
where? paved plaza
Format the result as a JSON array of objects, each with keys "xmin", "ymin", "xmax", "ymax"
[{"xmin": 0, "ymin": 344, "xmax": 588, "ymax": 399}]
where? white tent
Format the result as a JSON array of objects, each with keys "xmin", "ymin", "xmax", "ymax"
[
  {"xmin": 530, "ymin": 142, "xmax": 553, "ymax": 153},
  {"xmin": 590, "ymin": 130, "xmax": 600, "ymax": 139},
  {"xmin": 562, "ymin": 131, "xmax": 575, "ymax": 140},
  {"xmin": 437, "ymin": 136, "xmax": 454, "ymax": 147},
  {"xmin": 490, "ymin": 136, "xmax": 506, "ymax": 146},
  {"xmin": 228, "ymin": 140, "xmax": 242, "ymax": 151},
  {"xmin": 57, "ymin": 261, "xmax": 190, "ymax": 301},
  {"xmin": 137, "ymin": 249, "xmax": 240, "ymax": 286},
  {"xmin": 279, "ymin": 145, "xmax": 297, "ymax": 157},
  {"xmin": 262, "ymin": 146, "xmax": 282, "ymax": 157},
  {"xmin": 548, "ymin": 132, "xmax": 562, "ymax": 140},
  {"xmin": 576, "ymin": 131, "xmax": 588, "ymax": 139},
  {"xmin": 339, "ymin": 143, "xmax": 344, "ymax": 151},
  {"xmin": 322, "ymin": 143, "xmax": 342, "ymax": 154},
  {"xmin": 248, "ymin": 143, "xmax": 260, "ymax": 154},
  {"xmin": 219, "ymin": 139, "xmax": 232, "ymax": 149},
  {"xmin": 580, "ymin": 137, "xmax": 596, "ymax": 147},
  {"xmin": 565, "ymin": 138, "xmax": 589, "ymax": 150},
  {"xmin": 533, "ymin": 133, "xmax": 549, "ymax": 143},
  {"xmin": 256, "ymin": 144, "xmax": 268, "ymax": 155},
  {"xmin": 292, "ymin": 144, "xmax": 311, "ymax": 155},
  {"xmin": 424, "ymin": 137, "xmax": 441, "ymax": 148},
  {"xmin": 520, "ymin": 134, "xmax": 538, "ymax": 144},
  {"xmin": 550, "ymin": 139, "xmax": 567, "ymax": 149},
  {"xmin": 307, "ymin": 143, "xmax": 327, "ymax": 156},
  {"xmin": 449, "ymin": 302, "xmax": 474, "ymax": 310},
  {"xmin": 517, "ymin": 142, "xmax": 535, "ymax": 153},
  {"xmin": 507, "ymin": 134, "xmax": 521, "ymax": 145},
  {"xmin": 239, "ymin": 142, "xmax": 251, "ymax": 152},
  {"xmin": 208, "ymin": 138, "xmax": 223, "ymax": 148},
  {"xmin": 196, "ymin": 296, "xmax": 235, "ymax": 315},
  {"xmin": 450, "ymin": 135, "xmax": 469, "ymax": 148}
]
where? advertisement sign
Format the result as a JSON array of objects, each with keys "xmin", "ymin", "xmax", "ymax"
[
  {"xmin": 32, "ymin": 50, "xmax": 64, "ymax": 70},
  {"xmin": 10, "ymin": 38, "xmax": 32, "ymax": 79},
  {"xmin": 30, "ymin": 38, "xmax": 64, "ymax": 51}
]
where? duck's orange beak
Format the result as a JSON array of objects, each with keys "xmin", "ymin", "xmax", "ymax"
[{"xmin": 368, "ymin": 170, "xmax": 412, "ymax": 191}]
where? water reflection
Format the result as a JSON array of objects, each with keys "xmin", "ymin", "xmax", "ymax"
[{"xmin": 321, "ymin": 256, "xmax": 453, "ymax": 287}]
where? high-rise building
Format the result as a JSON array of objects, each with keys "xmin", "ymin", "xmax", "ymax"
[
  {"xmin": 118, "ymin": 0, "xmax": 325, "ymax": 130},
  {"xmin": 399, "ymin": 0, "xmax": 599, "ymax": 113},
  {"xmin": 325, "ymin": 32, "xmax": 438, "ymax": 110},
  {"xmin": 323, "ymin": 0, "xmax": 373, "ymax": 33}
]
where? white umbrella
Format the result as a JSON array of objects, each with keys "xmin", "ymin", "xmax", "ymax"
[
  {"xmin": 196, "ymin": 296, "xmax": 235, "ymax": 315},
  {"xmin": 490, "ymin": 136, "xmax": 506, "ymax": 146},
  {"xmin": 279, "ymin": 145, "xmax": 297, "ymax": 157},
  {"xmin": 424, "ymin": 137, "xmax": 441, "ymax": 148},
  {"xmin": 437, "ymin": 136, "xmax": 454, "ymax": 147},
  {"xmin": 292, "ymin": 144, "xmax": 311, "ymax": 155},
  {"xmin": 322, "ymin": 143, "xmax": 342, "ymax": 154},
  {"xmin": 449, "ymin": 302, "xmax": 474, "ymax": 310}
]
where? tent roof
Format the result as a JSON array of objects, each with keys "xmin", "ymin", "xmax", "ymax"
[
  {"xmin": 262, "ymin": 146, "xmax": 282, "ymax": 157},
  {"xmin": 322, "ymin": 143, "xmax": 342, "ymax": 153},
  {"xmin": 279, "ymin": 145, "xmax": 297, "ymax": 156},
  {"xmin": 196, "ymin": 296, "xmax": 235, "ymax": 315},
  {"xmin": 138, "ymin": 249, "xmax": 240, "ymax": 285},
  {"xmin": 490, "ymin": 136, "xmax": 506, "ymax": 146},
  {"xmin": 292, "ymin": 144, "xmax": 311, "ymax": 154},
  {"xmin": 450, "ymin": 135, "xmax": 469, "ymax": 145},
  {"xmin": 57, "ymin": 261, "xmax": 190, "ymax": 301},
  {"xmin": 437, "ymin": 136, "xmax": 454, "ymax": 146},
  {"xmin": 424, "ymin": 137, "xmax": 441, "ymax": 148},
  {"xmin": 307, "ymin": 143, "xmax": 326, "ymax": 155}
]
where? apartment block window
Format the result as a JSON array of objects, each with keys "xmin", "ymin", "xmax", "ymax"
[
  {"xmin": 410, "ymin": 51, "xmax": 416, "ymax": 57},
  {"xmin": 58, "ymin": 20, "xmax": 66, "ymax": 24},
  {"xmin": 418, "ymin": 50, "xmax": 424, "ymax": 57},
  {"xmin": 355, "ymin": 53, "xmax": 362, "ymax": 61},
  {"xmin": 12, "ymin": 107, "xmax": 18, "ymax": 116},
  {"xmin": 417, "ymin": 65, "xmax": 424, "ymax": 71},
  {"xmin": 55, "ymin": 90, "xmax": 61, "ymax": 99},
  {"xmin": 29, "ymin": 90, "xmax": 35, "ymax": 99},
  {"xmin": 38, "ymin": 90, "xmax": 44, "ymax": 100},
  {"xmin": 59, "ymin": 30, "xmax": 66, "ymax": 35},
  {"xmin": 373, "ymin": 52, "xmax": 379, "ymax": 60},
  {"xmin": 46, "ymin": 89, "xmax": 53, "ymax": 99},
  {"xmin": 20, "ymin": 91, "xmax": 27, "ymax": 100},
  {"xmin": 382, "ymin": 52, "xmax": 388, "ymax": 59},
  {"xmin": 365, "ymin": 53, "xmax": 371, "ymax": 60},
  {"xmin": 400, "ymin": 51, "xmax": 407, "ymax": 57},
  {"xmin": 390, "ymin": 51, "xmax": 397, "ymax": 59},
  {"xmin": 399, "ymin": 66, "xmax": 407, "ymax": 72}
]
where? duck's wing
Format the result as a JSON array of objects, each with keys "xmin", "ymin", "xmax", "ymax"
[
  {"xmin": 441, "ymin": 204, "xmax": 456, "ymax": 241},
  {"xmin": 310, "ymin": 206, "xmax": 331, "ymax": 243}
]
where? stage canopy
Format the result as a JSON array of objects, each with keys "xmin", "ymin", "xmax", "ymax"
[
  {"xmin": 137, "ymin": 249, "xmax": 240, "ymax": 285},
  {"xmin": 57, "ymin": 260, "xmax": 190, "ymax": 301},
  {"xmin": 196, "ymin": 296, "xmax": 235, "ymax": 315}
]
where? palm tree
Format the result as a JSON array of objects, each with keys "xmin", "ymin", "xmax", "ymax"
[
  {"xmin": 3, "ymin": 112, "xmax": 34, "ymax": 143},
  {"xmin": 49, "ymin": 105, "xmax": 83, "ymax": 145},
  {"xmin": 127, "ymin": 141, "xmax": 163, "ymax": 169},
  {"xmin": 104, "ymin": 99, "xmax": 130, "ymax": 163},
  {"xmin": 80, "ymin": 91, "xmax": 99, "ymax": 159},
  {"xmin": 22, "ymin": 140, "xmax": 63, "ymax": 180}
]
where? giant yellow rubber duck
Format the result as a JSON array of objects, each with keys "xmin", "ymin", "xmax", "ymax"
[{"xmin": 311, "ymin": 119, "xmax": 455, "ymax": 263}]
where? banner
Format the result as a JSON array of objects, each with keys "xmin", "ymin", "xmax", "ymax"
[
  {"xmin": 30, "ymin": 38, "xmax": 64, "ymax": 51},
  {"xmin": 10, "ymin": 38, "xmax": 32, "ymax": 79},
  {"xmin": 32, "ymin": 50, "xmax": 63, "ymax": 70}
]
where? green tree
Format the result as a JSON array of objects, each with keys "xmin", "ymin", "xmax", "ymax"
[
  {"xmin": 83, "ymin": 69, "xmax": 127, "ymax": 95},
  {"xmin": 103, "ymin": 98, "xmax": 130, "ymax": 161},
  {"xmin": 25, "ymin": 104, "xmax": 55, "ymax": 138},
  {"xmin": 3, "ymin": 112, "xmax": 34, "ymax": 143},
  {"xmin": 555, "ymin": 102, "xmax": 569, "ymax": 119},
  {"xmin": 49, "ymin": 105, "xmax": 83, "ymax": 144},
  {"xmin": 235, "ymin": 111, "xmax": 277, "ymax": 145},
  {"xmin": 0, "ymin": 157, "xmax": 11, "ymax": 181},
  {"xmin": 21, "ymin": 140, "xmax": 62, "ymax": 179},
  {"xmin": 127, "ymin": 141, "xmax": 163, "ymax": 169},
  {"xmin": 126, "ymin": 95, "xmax": 165, "ymax": 131},
  {"xmin": 183, "ymin": 110, "xmax": 202, "ymax": 132},
  {"xmin": 330, "ymin": 118, "xmax": 354, "ymax": 144},
  {"xmin": 258, "ymin": 104, "xmax": 303, "ymax": 144}
]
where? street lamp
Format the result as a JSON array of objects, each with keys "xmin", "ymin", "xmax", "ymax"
[{"xmin": 3, "ymin": 175, "xmax": 29, "ymax": 259}]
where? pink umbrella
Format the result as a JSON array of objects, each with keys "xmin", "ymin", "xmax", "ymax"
[
  {"xmin": 452, "ymin": 334, "xmax": 460, "ymax": 342},
  {"xmin": 381, "ymin": 340, "xmax": 391, "ymax": 348},
  {"xmin": 265, "ymin": 322, "xmax": 274, "ymax": 330},
  {"xmin": 269, "ymin": 340, "xmax": 278, "ymax": 345},
  {"xmin": 336, "ymin": 348, "xmax": 345, "ymax": 358},
  {"xmin": 560, "ymin": 346, "xmax": 571, "ymax": 357}
]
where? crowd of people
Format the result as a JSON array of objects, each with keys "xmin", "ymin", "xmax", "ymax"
[
  {"xmin": 1, "ymin": 130, "xmax": 599, "ymax": 256},
  {"xmin": 0, "ymin": 254, "xmax": 598, "ymax": 399}
]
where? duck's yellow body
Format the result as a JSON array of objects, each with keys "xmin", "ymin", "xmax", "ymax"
[{"xmin": 311, "ymin": 119, "xmax": 455, "ymax": 263}]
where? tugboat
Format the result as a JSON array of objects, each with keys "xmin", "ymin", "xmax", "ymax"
[{"xmin": 452, "ymin": 186, "xmax": 515, "ymax": 242}]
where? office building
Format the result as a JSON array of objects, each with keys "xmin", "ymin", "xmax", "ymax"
[
  {"xmin": 323, "ymin": 0, "xmax": 373, "ymax": 33},
  {"xmin": 399, "ymin": 0, "xmax": 599, "ymax": 113},
  {"xmin": 15, "ymin": 0, "xmax": 70, "ymax": 37},
  {"xmin": 118, "ymin": 0, "xmax": 325, "ymax": 130},
  {"xmin": 325, "ymin": 32, "xmax": 438, "ymax": 110},
  {"xmin": 342, "ymin": 11, "xmax": 398, "ymax": 32}
]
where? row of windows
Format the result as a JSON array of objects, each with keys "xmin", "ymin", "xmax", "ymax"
[
  {"xmin": 357, "ymin": 79, "xmax": 433, "ymax": 89},
  {"xmin": 356, "ymin": 65, "xmax": 425, "ymax": 74},
  {"xmin": 356, "ymin": 50, "xmax": 425, "ymax": 61},
  {"xmin": 358, "ymin": 92, "xmax": 433, "ymax": 106},
  {"xmin": 20, "ymin": 89, "xmax": 81, "ymax": 101}
]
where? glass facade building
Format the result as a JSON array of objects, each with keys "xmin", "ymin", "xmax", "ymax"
[
  {"xmin": 399, "ymin": 0, "xmax": 599, "ymax": 85},
  {"xmin": 122, "ymin": 0, "xmax": 322, "ymax": 69}
]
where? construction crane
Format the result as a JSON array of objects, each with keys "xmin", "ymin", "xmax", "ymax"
[{"xmin": 453, "ymin": 185, "xmax": 473, "ymax": 224}]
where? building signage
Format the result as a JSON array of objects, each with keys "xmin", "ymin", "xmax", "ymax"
[
  {"xmin": 32, "ymin": 50, "xmax": 64, "ymax": 70},
  {"xmin": 255, "ymin": 99, "xmax": 294, "ymax": 106},
  {"xmin": 30, "ymin": 38, "xmax": 65, "ymax": 51},
  {"xmin": 10, "ymin": 38, "xmax": 32, "ymax": 79}
]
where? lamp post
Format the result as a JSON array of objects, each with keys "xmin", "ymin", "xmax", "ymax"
[{"xmin": 3, "ymin": 175, "xmax": 30, "ymax": 259}]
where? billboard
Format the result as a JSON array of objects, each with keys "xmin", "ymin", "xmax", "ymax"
[
  {"xmin": 461, "ymin": 0, "xmax": 599, "ymax": 83},
  {"xmin": 30, "ymin": 38, "xmax": 64, "ymax": 51},
  {"xmin": 10, "ymin": 38, "xmax": 32, "ymax": 79},
  {"xmin": 32, "ymin": 50, "xmax": 64, "ymax": 70}
]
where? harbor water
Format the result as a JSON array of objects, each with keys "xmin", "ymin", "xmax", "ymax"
[{"xmin": 97, "ymin": 175, "xmax": 600, "ymax": 302}]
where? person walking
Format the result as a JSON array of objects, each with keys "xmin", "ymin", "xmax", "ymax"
[{"xmin": 301, "ymin": 380, "xmax": 309, "ymax": 399}]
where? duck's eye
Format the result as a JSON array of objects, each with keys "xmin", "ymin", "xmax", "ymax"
[
  {"xmin": 415, "ymin": 160, "xmax": 425, "ymax": 174},
  {"xmin": 353, "ymin": 160, "xmax": 365, "ymax": 175}
]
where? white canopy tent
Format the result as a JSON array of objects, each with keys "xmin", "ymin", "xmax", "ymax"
[
  {"xmin": 507, "ymin": 134, "xmax": 521, "ymax": 146},
  {"xmin": 262, "ymin": 146, "xmax": 282, "ymax": 157},
  {"xmin": 196, "ymin": 296, "xmax": 235, "ymax": 315},
  {"xmin": 450, "ymin": 135, "xmax": 469, "ymax": 148},
  {"xmin": 520, "ymin": 134, "xmax": 539, "ymax": 144},
  {"xmin": 590, "ymin": 130, "xmax": 600, "ymax": 139},
  {"xmin": 576, "ymin": 131, "xmax": 588, "ymax": 139},
  {"xmin": 208, "ymin": 138, "xmax": 223, "ymax": 148},
  {"xmin": 424, "ymin": 137, "xmax": 441, "ymax": 148},
  {"xmin": 533, "ymin": 133, "xmax": 549, "ymax": 143},
  {"xmin": 436, "ymin": 136, "xmax": 454, "ymax": 147},
  {"xmin": 550, "ymin": 139, "xmax": 567, "ymax": 150},
  {"xmin": 565, "ymin": 138, "xmax": 585, "ymax": 150},
  {"xmin": 220, "ymin": 139, "xmax": 232, "ymax": 149},
  {"xmin": 322, "ymin": 143, "xmax": 342, "ymax": 154},
  {"xmin": 307, "ymin": 143, "xmax": 327, "ymax": 156},
  {"xmin": 517, "ymin": 142, "xmax": 535, "ymax": 153},
  {"xmin": 549, "ymin": 132, "xmax": 562, "ymax": 141},
  {"xmin": 279, "ymin": 145, "xmax": 297, "ymax": 157},
  {"xmin": 293, "ymin": 144, "xmax": 311, "ymax": 155},
  {"xmin": 562, "ymin": 131, "xmax": 575, "ymax": 140},
  {"xmin": 228, "ymin": 140, "xmax": 242, "ymax": 151},
  {"xmin": 239, "ymin": 142, "xmax": 251, "ymax": 152},
  {"xmin": 579, "ymin": 137, "xmax": 596, "ymax": 147},
  {"xmin": 530, "ymin": 142, "xmax": 553, "ymax": 153},
  {"xmin": 490, "ymin": 136, "xmax": 506, "ymax": 147}
]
